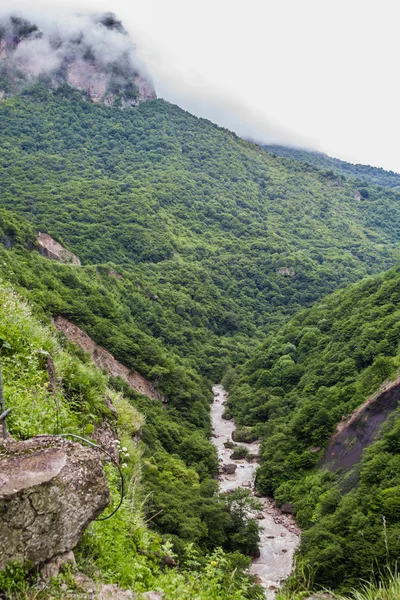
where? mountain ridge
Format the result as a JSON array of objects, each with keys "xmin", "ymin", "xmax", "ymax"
[
  {"xmin": 1, "ymin": 25, "xmax": 400, "ymax": 597},
  {"xmin": 263, "ymin": 144, "xmax": 400, "ymax": 190},
  {"xmin": 0, "ymin": 13, "xmax": 156, "ymax": 105}
]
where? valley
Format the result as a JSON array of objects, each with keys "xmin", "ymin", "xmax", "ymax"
[
  {"xmin": 211, "ymin": 385, "xmax": 299, "ymax": 597},
  {"xmin": 0, "ymin": 10, "xmax": 400, "ymax": 600}
]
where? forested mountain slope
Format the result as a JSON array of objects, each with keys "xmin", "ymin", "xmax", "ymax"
[
  {"xmin": 0, "ymin": 276, "xmax": 262, "ymax": 599},
  {"xmin": 2, "ymin": 79, "xmax": 400, "ymax": 597},
  {"xmin": 227, "ymin": 265, "xmax": 400, "ymax": 589},
  {"xmin": 264, "ymin": 144, "xmax": 400, "ymax": 190},
  {"xmin": 1, "ymin": 83, "xmax": 400, "ymax": 352}
]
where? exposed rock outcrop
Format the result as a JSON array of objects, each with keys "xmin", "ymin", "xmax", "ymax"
[
  {"xmin": 40, "ymin": 550, "xmax": 76, "ymax": 580},
  {"xmin": 53, "ymin": 316, "xmax": 166, "ymax": 403},
  {"xmin": 92, "ymin": 419, "xmax": 119, "ymax": 462},
  {"xmin": 321, "ymin": 376, "xmax": 400, "ymax": 473},
  {"xmin": 38, "ymin": 232, "xmax": 81, "ymax": 265},
  {"xmin": 276, "ymin": 267, "xmax": 296, "ymax": 277},
  {"xmin": 280, "ymin": 502, "xmax": 294, "ymax": 514},
  {"xmin": 74, "ymin": 573, "xmax": 137, "ymax": 599},
  {"xmin": 0, "ymin": 14, "xmax": 156, "ymax": 106},
  {"xmin": 0, "ymin": 436, "xmax": 109, "ymax": 570}
]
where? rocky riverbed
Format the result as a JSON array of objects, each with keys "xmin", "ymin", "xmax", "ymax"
[{"xmin": 211, "ymin": 385, "xmax": 300, "ymax": 598}]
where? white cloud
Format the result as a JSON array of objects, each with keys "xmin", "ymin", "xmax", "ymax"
[{"xmin": 4, "ymin": 0, "xmax": 400, "ymax": 172}]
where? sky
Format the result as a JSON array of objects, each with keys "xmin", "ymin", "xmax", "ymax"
[{"xmin": 5, "ymin": 0, "xmax": 400, "ymax": 172}]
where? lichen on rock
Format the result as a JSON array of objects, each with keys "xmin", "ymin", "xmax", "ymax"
[{"xmin": 0, "ymin": 435, "xmax": 109, "ymax": 570}]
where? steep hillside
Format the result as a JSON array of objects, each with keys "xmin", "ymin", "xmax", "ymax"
[
  {"xmin": 0, "ymin": 207, "xmax": 214, "ymax": 428},
  {"xmin": 0, "ymin": 13, "xmax": 156, "ymax": 105},
  {"xmin": 2, "ymin": 51, "xmax": 400, "ymax": 598},
  {"xmin": 0, "ymin": 278, "xmax": 263, "ymax": 599},
  {"xmin": 227, "ymin": 265, "xmax": 400, "ymax": 589},
  {"xmin": 1, "ymin": 85, "xmax": 400, "ymax": 350},
  {"xmin": 264, "ymin": 144, "xmax": 400, "ymax": 190}
]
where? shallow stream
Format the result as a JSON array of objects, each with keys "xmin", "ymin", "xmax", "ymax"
[{"xmin": 211, "ymin": 385, "xmax": 299, "ymax": 598}]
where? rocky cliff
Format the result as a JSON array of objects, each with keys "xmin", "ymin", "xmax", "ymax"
[
  {"xmin": 53, "ymin": 316, "xmax": 166, "ymax": 403},
  {"xmin": 38, "ymin": 232, "xmax": 81, "ymax": 265},
  {"xmin": 0, "ymin": 436, "xmax": 109, "ymax": 570},
  {"xmin": 0, "ymin": 13, "xmax": 156, "ymax": 106}
]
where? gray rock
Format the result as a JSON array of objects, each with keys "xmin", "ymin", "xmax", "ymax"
[
  {"xmin": 280, "ymin": 502, "xmax": 294, "ymax": 514},
  {"xmin": 92, "ymin": 419, "xmax": 119, "ymax": 461},
  {"xmin": 40, "ymin": 550, "xmax": 76, "ymax": 580},
  {"xmin": 98, "ymin": 584, "xmax": 135, "ymax": 599},
  {"xmin": 141, "ymin": 593, "xmax": 163, "ymax": 600},
  {"xmin": 222, "ymin": 463, "xmax": 237, "ymax": 474},
  {"xmin": 0, "ymin": 435, "xmax": 110, "ymax": 569},
  {"xmin": 74, "ymin": 573, "xmax": 137, "ymax": 599}
]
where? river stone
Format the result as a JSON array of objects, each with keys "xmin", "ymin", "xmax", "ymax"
[
  {"xmin": 222, "ymin": 463, "xmax": 237, "ymax": 474},
  {"xmin": 0, "ymin": 435, "xmax": 110, "ymax": 569},
  {"xmin": 280, "ymin": 502, "xmax": 294, "ymax": 514}
]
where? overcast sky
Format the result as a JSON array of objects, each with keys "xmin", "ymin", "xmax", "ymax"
[{"xmin": 7, "ymin": 0, "xmax": 400, "ymax": 172}]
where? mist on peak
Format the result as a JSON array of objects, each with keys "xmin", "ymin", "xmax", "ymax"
[{"xmin": 0, "ymin": 11, "xmax": 156, "ymax": 106}]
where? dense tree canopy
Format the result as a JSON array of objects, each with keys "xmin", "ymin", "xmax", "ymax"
[{"xmin": 227, "ymin": 265, "xmax": 400, "ymax": 589}]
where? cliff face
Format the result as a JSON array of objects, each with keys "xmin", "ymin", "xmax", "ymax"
[
  {"xmin": 0, "ymin": 436, "xmax": 109, "ymax": 570},
  {"xmin": 0, "ymin": 13, "xmax": 156, "ymax": 106},
  {"xmin": 53, "ymin": 316, "xmax": 167, "ymax": 403},
  {"xmin": 38, "ymin": 232, "xmax": 81, "ymax": 265}
]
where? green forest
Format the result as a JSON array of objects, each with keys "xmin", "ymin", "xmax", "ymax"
[
  {"xmin": 264, "ymin": 144, "xmax": 400, "ymax": 190},
  {"xmin": 0, "ymin": 77, "xmax": 400, "ymax": 600},
  {"xmin": 227, "ymin": 266, "xmax": 400, "ymax": 589}
]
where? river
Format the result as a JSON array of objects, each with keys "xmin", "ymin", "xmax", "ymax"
[{"xmin": 211, "ymin": 385, "xmax": 299, "ymax": 598}]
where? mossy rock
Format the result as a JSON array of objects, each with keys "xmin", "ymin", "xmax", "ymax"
[
  {"xmin": 230, "ymin": 445, "xmax": 250, "ymax": 459},
  {"xmin": 223, "ymin": 441, "xmax": 236, "ymax": 449},
  {"xmin": 232, "ymin": 427, "xmax": 258, "ymax": 443}
]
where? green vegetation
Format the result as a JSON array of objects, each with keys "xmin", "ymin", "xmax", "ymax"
[
  {"xmin": 264, "ymin": 144, "xmax": 400, "ymax": 190},
  {"xmin": 277, "ymin": 568, "xmax": 400, "ymax": 599},
  {"xmin": 2, "ymin": 84, "xmax": 400, "ymax": 352},
  {"xmin": 1, "ymin": 79, "xmax": 400, "ymax": 597},
  {"xmin": 0, "ymin": 278, "xmax": 262, "ymax": 599},
  {"xmin": 230, "ymin": 445, "xmax": 251, "ymax": 460},
  {"xmin": 228, "ymin": 265, "xmax": 400, "ymax": 590}
]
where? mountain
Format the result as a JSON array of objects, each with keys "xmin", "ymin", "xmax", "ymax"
[
  {"xmin": 264, "ymin": 144, "xmax": 400, "ymax": 190},
  {"xmin": 1, "ymin": 11, "xmax": 400, "ymax": 599},
  {"xmin": 0, "ymin": 13, "xmax": 156, "ymax": 105},
  {"xmin": 2, "ymin": 85, "xmax": 400, "ymax": 352},
  {"xmin": 227, "ymin": 264, "xmax": 400, "ymax": 588},
  {"xmin": 0, "ymin": 272, "xmax": 262, "ymax": 599}
]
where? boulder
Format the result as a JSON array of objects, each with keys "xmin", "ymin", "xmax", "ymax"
[
  {"xmin": 0, "ymin": 435, "xmax": 110, "ymax": 570},
  {"xmin": 232, "ymin": 427, "xmax": 258, "ymax": 443},
  {"xmin": 280, "ymin": 502, "xmax": 294, "ymax": 514},
  {"xmin": 74, "ymin": 573, "xmax": 136, "ymax": 599},
  {"xmin": 98, "ymin": 585, "xmax": 135, "ymax": 599},
  {"xmin": 141, "ymin": 593, "xmax": 163, "ymax": 600},
  {"xmin": 92, "ymin": 419, "xmax": 119, "ymax": 461},
  {"xmin": 223, "ymin": 440, "xmax": 235, "ymax": 449},
  {"xmin": 40, "ymin": 550, "xmax": 76, "ymax": 580},
  {"xmin": 222, "ymin": 463, "xmax": 237, "ymax": 474}
]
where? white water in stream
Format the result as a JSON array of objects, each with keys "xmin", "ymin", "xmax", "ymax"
[{"xmin": 211, "ymin": 385, "xmax": 299, "ymax": 598}]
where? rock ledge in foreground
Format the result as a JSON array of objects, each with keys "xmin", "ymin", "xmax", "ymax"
[{"xmin": 0, "ymin": 435, "xmax": 109, "ymax": 569}]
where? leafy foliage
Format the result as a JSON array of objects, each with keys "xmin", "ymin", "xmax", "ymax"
[
  {"xmin": 264, "ymin": 144, "xmax": 400, "ymax": 190},
  {"xmin": 229, "ymin": 265, "xmax": 400, "ymax": 589},
  {"xmin": 0, "ymin": 280, "xmax": 262, "ymax": 598},
  {"xmin": 2, "ymin": 81, "xmax": 400, "ymax": 596}
]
